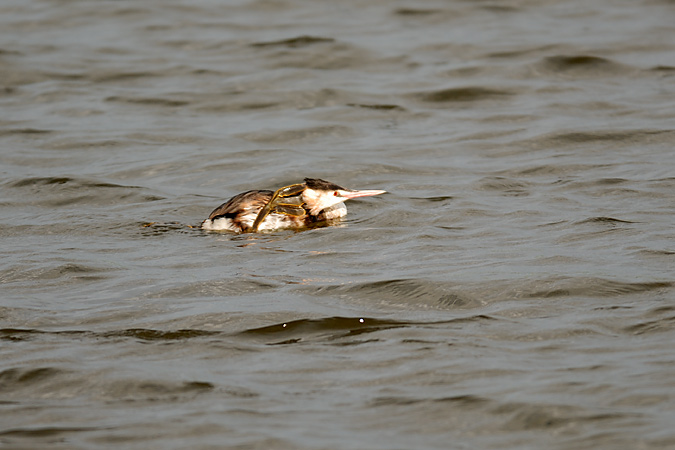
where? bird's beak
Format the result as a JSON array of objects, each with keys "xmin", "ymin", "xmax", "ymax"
[{"xmin": 339, "ymin": 189, "xmax": 387, "ymax": 199}]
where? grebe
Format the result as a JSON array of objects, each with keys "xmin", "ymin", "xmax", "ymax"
[{"xmin": 201, "ymin": 178, "xmax": 386, "ymax": 232}]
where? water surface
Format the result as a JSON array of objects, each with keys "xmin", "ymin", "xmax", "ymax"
[{"xmin": 1, "ymin": 0, "xmax": 675, "ymax": 448}]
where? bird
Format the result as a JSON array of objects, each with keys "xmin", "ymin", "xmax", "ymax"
[{"xmin": 201, "ymin": 178, "xmax": 386, "ymax": 232}]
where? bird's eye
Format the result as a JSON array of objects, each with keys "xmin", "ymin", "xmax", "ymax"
[{"xmin": 333, "ymin": 191, "xmax": 339, "ymax": 196}]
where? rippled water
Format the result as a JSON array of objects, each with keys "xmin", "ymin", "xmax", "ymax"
[{"xmin": 2, "ymin": 0, "xmax": 675, "ymax": 448}]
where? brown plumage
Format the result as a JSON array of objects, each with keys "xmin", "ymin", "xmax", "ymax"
[{"xmin": 201, "ymin": 178, "xmax": 386, "ymax": 233}]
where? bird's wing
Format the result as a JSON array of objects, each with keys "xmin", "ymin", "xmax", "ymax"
[{"xmin": 207, "ymin": 190, "xmax": 273, "ymax": 221}]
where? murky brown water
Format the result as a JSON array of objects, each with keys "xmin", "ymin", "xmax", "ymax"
[{"xmin": 2, "ymin": 0, "xmax": 675, "ymax": 448}]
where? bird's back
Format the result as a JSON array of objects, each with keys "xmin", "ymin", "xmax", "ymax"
[{"xmin": 202, "ymin": 190, "xmax": 273, "ymax": 231}]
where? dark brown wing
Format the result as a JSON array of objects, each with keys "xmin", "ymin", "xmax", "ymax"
[{"xmin": 207, "ymin": 190, "xmax": 273, "ymax": 220}]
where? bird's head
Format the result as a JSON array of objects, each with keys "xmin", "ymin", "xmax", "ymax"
[{"xmin": 302, "ymin": 178, "xmax": 386, "ymax": 216}]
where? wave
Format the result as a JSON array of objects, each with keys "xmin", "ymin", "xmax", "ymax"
[{"xmin": 4, "ymin": 176, "xmax": 164, "ymax": 207}]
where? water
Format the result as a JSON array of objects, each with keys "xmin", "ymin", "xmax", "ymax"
[{"xmin": 1, "ymin": 0, "xmax": 674, "ymax": 448}]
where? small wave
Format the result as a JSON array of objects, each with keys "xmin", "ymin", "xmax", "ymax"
[
  {"xmin": 236, "ymin": 125, "xmax": 356, "ymax": 144},
  {"xmin": 0, "ymin": 328, "xmax": 90, "ymax": 342},
  {"xmin": 473, "ymin": 176, "xmax": 531, "ymax": 196},
  {"xmin": 413, "ymin": 86, "xmax": 513, "ymax": 103},
  {"xmin": 92, "ymin": 71, "xmax": 159, "ymax": 82},
  {"xmin": 105, "ymin": 96, "xmax": 190, "ymax": 107},
  {"xmin": 139, "ymin": 221, "xmax": 199, "ymax": 236},
  {"xmin": 0, "ymin": 327, "xmax": 218, "ymax": 343},
  {"xmin": 0, "ymin": 263, "xmax": 112, "ymax": 284},
  {"xmin": 534, "ymin": 54, "xmax": 634, "ymax": 77},
  {"xmin": 624, "ymin": 306, "xmax": 675, "ymax": 336},
  {"xmin": 524, "ymin": 278, "xmax": 671, "ymax": 299},
  {"xmin": 103, "ymin": 328, "xmax": 219, "ymax": 341},
  {"xmin": 625, "ymin": 316, "xmax": 675, "ymax": 336},
  {"xmin": 0, "ymin": 367, "xmax": 62, "ymax": 386},
  {"xmin": 499, "ymin": 402, "xmax": 632, "ymax": 431},
  {"xmin": 635, "ymin": 249, "xmax": 675, "ymax": 257},
  {"xmin": 0, "ymin": 363, "xmax": 214, "ymax": 405},
  {"xmin": 513, "ymin": 129, "xmax": 675, "ymax": 151},
  {"xmin": 347, "ymin": 103, "xmax": 406, "ymax": 111},
  {"xmin": 409, "ymin": 195, "xmax": 454, "ymax": 203},
  {"xmin": 239, "ymin": 316, "xmax": 404, "ymax": 336},
  {"xmin": 238, "ymin": 316, "xmax": 410, "ymax": 345},
  {"xmin": 0, "ymin": 426, "xmax": 99, "ymax": 438},
  {"xmin": 251, "ymin": 35, "xmax": 335, "ymax": 48},
  {"xmin": 553, "ymin": 130, "xmax": 669, "ymax": 143},
  {"xmin": 259, "ymin": 41, "xmax": 377, "ymax": 70},
  {"xmin": 2, "ymin": 318, "xmax": 497, "ymax": 348},
  {"xmin": 5, "ymin": 176, "xmax": 164, "ymax": 207},
  {"xmin": 394, "ymin": 8, "xmax": 442, "ymax": 16},
  {"xmin": 7, "ymin": 176, "xmax": 120, "ymax": 188},
  {"xmin": 575, "ymin": 216, "xmax": 637, "ymax": 225},
  {"xmin": 651, "ymin": 65, "xmax": 675, "ymax": 72},
  {"xmin": 369, "ymin": 394, "xmax": 491, "ymax": 408},
  {"xmin": 237, "ymin": 315, "xmax": 494, "ymax": 344},
  {"xmin": 138, "ymin": 278, "xmax": 281, "ymax": 299},
  {"xmin": 0, "ymin": 128, "xmax": 53, "ymax": 136},
  {"xmin": 304, "ymin": 278, "xmax": 479, "ymax": 309},
  {"xmin": 369, "ymin": 396, "xmax": 425, "ymax": 407},
  {"xmin": 435, "ymin": 394, "xmax": 492, "ymax": 407}
]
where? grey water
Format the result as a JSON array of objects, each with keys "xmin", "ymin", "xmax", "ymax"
[{"xmin": 1, "ymin": 0, "xmax": 674, "ymax": 448}]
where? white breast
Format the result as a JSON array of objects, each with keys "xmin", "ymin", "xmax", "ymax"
[
  {"xmin": 201, "ymin": 217, "xmax": 238, "ymax": 231},
  {"xmin": 201, "ymin": 212, "xmax": 300, "ymax": 232}
]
